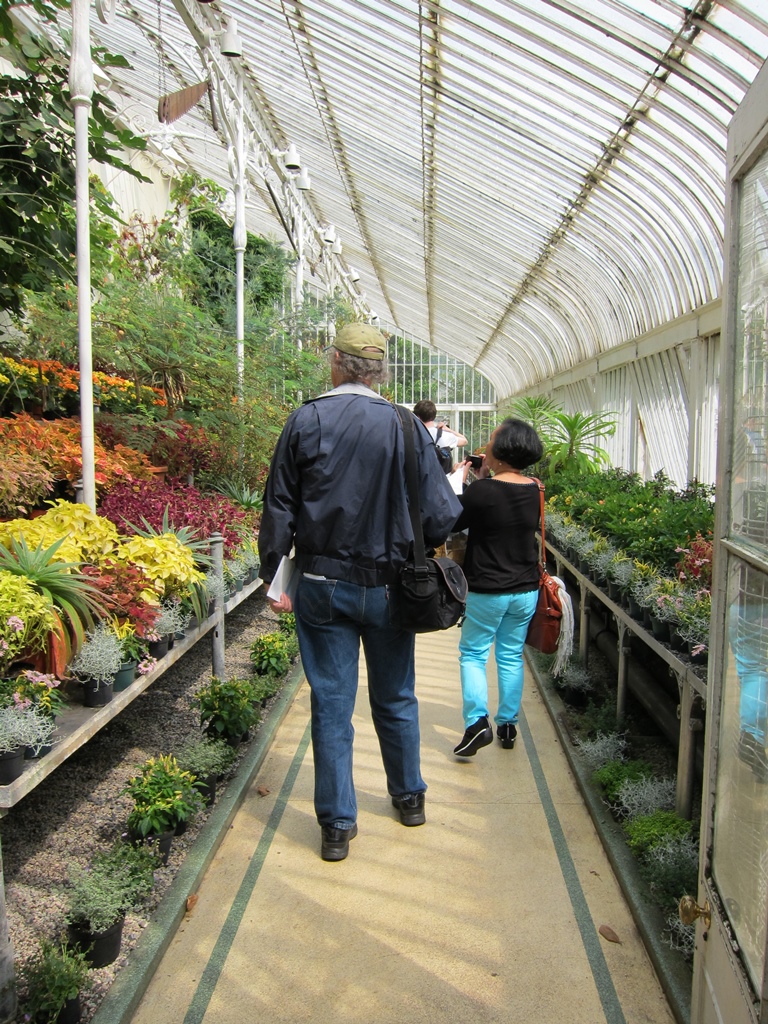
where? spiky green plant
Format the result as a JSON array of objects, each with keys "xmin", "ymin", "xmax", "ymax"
[
  {"xmin": 542, "ymin": 409, "xmax": 617, "ymax": 474},
  {"xmin": 211, "ymin": 478, "xmax": 263, "ymax": 512},
  {"xmin": 0, "ymin": 536, "xmax": 105, "ymax": 652}
]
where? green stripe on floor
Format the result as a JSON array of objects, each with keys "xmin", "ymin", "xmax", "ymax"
[
  {"xmin": 521, "ymin": 707, "xmax": 627, "ymax": 1024},
  {"xmin": 182, "ymin": 720, "xmax": 313, "ymax": 1024}
]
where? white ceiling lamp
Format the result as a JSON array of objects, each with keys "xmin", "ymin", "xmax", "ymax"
[
  {"xmin": 348, "ymin": 267, "xmax": 360, "ymax": 282},
  {"xmin": 219, "ymin": 18, "xmax": 242, "ymax": 57},
  {"xmin": 322, "ymin": 224, "xmax": 336, "ymax": 244},
  {"xmin": 284, "ymin": 143, "xmax": 301, "ymax": 170},
  {"xmin": 296, "ymin": 168, "xmax": 311, "ymax": 191},
  {"xmin": 332, "ymin": 237, "xmax": 342, "ymax": 255}
]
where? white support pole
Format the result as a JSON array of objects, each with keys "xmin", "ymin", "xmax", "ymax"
[
  {"xmin": 234, "ymin": 77, "xmax": 246, "ymax": 403},
  {"xmin": 70, "ymin": 0, "xmax": 96, "ymax": 511}
]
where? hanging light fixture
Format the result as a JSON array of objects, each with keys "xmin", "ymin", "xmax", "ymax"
[
  {"xmin": 220, "ymin": 17, "xmax": 242, "ymax": 57},
  {"xmin": 322, "ymin": 224, "xmax": 336, "ymax": 244},
  {"xmin": 332, "ymin": 237, "xmax": 343, "ymax": 255},
  {"xmin": 348, "ymin": 267, "xmax": 360, "ymax": 282},
  {"xmin": 284, "ymin": 143, "xmax": 301, "ymax": 170},
  {"xmin": 296, "ymin": 169, "xmax": 311, "ymax": 191}
]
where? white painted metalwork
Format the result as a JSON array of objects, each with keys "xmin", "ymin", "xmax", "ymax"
[
  {"xmin": 51, "ymin": 0, "xmax": 766, "ymax": 406},
  {"xmin": 69, "ymin": 0, "xmax": 96, "ymax": 512}
]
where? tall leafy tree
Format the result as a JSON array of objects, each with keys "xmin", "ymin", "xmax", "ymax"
[{"xmin": 0, "ymin": 3, "xmax": 147, "ymax": 313}]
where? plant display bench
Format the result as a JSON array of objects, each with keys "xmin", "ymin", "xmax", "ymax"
[
  {"xmin": 0, "ymin": 576, "xmax": 263, "ymax": 812},
  {"xmin": 544, "ymin": 539, "xmax": 705, "ymax": 821}
]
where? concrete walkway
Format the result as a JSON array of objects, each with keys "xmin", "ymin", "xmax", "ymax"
[{"xmin": 131, "ymin": 628, "xmax": 676, "ymax": 1024}]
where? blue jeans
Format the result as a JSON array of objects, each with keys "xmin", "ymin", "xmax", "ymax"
[
  {"xmin": 458, "ymin": 589, "xmax": 538, "ymax": 728},
  {"xmin": 295, "ymin": 575, "xmax": 425, "ymax": 828}
]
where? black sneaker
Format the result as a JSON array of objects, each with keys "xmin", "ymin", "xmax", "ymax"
[
  {"xmin": 453, "ymin": 716, "xmax": 493, "ymax": 757},
  {"xmin": 391, "ymin": 792, "xmax": 426, "ymax": 826},
  {"xmin": 497, "ymin": 723, "xmax": 517, "ymax": 749},
  {"xmin": 321, "ymin": 822, "xmax": 358, "ymax": 861}
]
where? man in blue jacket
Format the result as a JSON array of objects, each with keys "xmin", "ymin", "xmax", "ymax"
[{"xmin": 259, "ymin": 322, "xmax": 461, "ymax": 861}]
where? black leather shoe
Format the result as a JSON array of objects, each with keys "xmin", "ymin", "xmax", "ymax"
[
  {"xmin": 454, "ymin": 716, "xmax": 493, "ymax": 756},
  {"xmin": 497, "ymin": 723, "xmax": 517, "ymax": 749},
  {"xmin": 391, "ymin": 792, "xmax": 426, "ymax": 826},
  {"xmin": 321, "ymin": 822, "xmax": 358, "ymax": 861}
]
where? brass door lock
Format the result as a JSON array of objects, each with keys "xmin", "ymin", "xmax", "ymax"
[{"xmin": 679, "ymin": 894, "xmax": 711, "ymax": 929}]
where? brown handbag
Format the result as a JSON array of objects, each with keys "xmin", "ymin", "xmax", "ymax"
[{"xmin": 525, "ymin": 480, "xmax": 565, "ymax": 655}]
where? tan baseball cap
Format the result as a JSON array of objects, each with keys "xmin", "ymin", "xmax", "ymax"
[{"xmin": 333, "ymin": 323, "xmax": 387, "ymax": 360}]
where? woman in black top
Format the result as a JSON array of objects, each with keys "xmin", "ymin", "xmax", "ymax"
[{"xmin": 452, "ymin": 419, "xmax": 544, "ymax": 757}]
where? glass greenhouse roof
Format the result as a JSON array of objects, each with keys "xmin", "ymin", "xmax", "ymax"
[{"xmin": 64, "ymin": 0, "xmax": 768, "ymax": 397}]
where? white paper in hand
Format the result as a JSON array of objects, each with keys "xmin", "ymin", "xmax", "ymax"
[{"xmin": 266, "ymin": 555, "xmax": 298, "ymax": 602}]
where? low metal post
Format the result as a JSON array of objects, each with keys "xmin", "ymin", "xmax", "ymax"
[
  {"xmin": 579, "ymin": 580, "xmax": 590, "ymax": 667},
  {"xmin": 210, "ymin": 532, "xmax": 226, "ymax": 679},
  {"xmin": 75, "ymin": 478, "xmax": 84, "ymax": 504},
  {"xmin": 616, "ymin": 620, "xmax": 630, "ymax": 726}
]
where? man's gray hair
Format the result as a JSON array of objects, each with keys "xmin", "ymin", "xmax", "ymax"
[{"xmin": 334, "ymin": 349, "xmax": 389, "ymax": 386}]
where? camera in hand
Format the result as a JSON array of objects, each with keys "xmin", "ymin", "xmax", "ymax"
[{"xmin": 466, "ymin": 454, "xmax": 484, "ymax": 469}]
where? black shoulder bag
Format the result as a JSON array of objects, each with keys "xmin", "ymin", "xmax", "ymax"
[{"xmin": 393, "ymin": 406, "xmax": 468, "ymax": 632}]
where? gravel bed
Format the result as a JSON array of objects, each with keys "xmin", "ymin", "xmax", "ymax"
[{"xmin": 1, "ymin": 590, "xmax": 282, "ymax": 1022}]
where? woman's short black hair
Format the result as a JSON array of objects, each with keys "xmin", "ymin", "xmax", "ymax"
[{"xmin": 491, "ymin": 418, "xmax": 543, "ymax": 469}]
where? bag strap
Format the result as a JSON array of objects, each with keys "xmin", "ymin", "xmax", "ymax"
[
  {"xmin": 435, "ymin": 425, "xmax": 443, "ymax": 445},
  {"xmin": 531, "ymin": 476, "xmax": 546, "ymax": 568},
  {"xmin": 395, "ymin": 405, "xmax": 428, "ymax": 573}
]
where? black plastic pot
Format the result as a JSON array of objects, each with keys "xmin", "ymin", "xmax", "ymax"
[
  {"xmin": 83, "ymin": 679, "xmax": 114, "ymax": 708},
  {"xmin": 69, "ymin": 915, "xmax": 125, "ymax": 968}
]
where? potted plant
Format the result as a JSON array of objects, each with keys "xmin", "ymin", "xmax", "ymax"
[
  {"xmin": 154, "ymin": 598, "xmax": 190, "ymax": 649},
  {"xmin": 605, "ymin": 553, "xmax": 634, "ymax": 603},
  {"xmin": 68, "ymin": 621, "xmax": 123, "ymax": 706},
  {"xmin": 13, "ymin": 668, "xmax": 66, "ymax": 719},
  {"xmin": 224, "ymin": 557, "xmax": 248, "ymax": 594},
  {"xmin": 676, "ymin": 589, "xmax": 711, "ymax": 665},
  {"xmin": 66, "ymin": 841, "xmax": 157, "ymax": 967},
  {"xmin": 249, "ymin": 631, "xmax": 293, "ymax": 678},
  {"xmin": 192, "ymin": 676, "xmax": 261, "ymax": 745},
  {"xmin": 202, "ymin": 570, "xmax": 227, "ymax": 616},
  {"xmin": 175, "ymin": 736, "xmax": 236, "ymax": 806},
  {"xmin": 108, "ymin": 621, "xmax": 147, "ymax": 690},
  {"xmin": 0, "ymin": 703, "xmax": 55, "ymax": 782},
  {"xmin": 0, "ymin": 572, "xmax": 56, "ymax": 678},
  {"xmin": 20, "ymin": 938, "xmax": 90, "ymax": 1024},
  {"xmin": 123, "ymin": 753, "xmax": 203, "ymax": 847}
]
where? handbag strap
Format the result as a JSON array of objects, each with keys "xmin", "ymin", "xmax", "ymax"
[
  {"xmin": 395, "ymin": 405, "xmax": 428, "ymax": 572},
  {"xmin": 531, "ymin": 476, "xmax": 546, "ymax": 568}
]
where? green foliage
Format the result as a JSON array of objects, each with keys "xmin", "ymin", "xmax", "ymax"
[
  {"xmin": 193, "ymin": 676, "xmax": 262, "ymax": 741},
  {"xmin": 278, "ymin": 612, "xmax": 297, "ymax": 634},
  {"xmin": 0, "ymin": 535, "xmax": 104, "ymax": 649},
  {"xmin": 66, "ymin": 841, "xmax": 157, "ymax": 933},
  {"xmin": 0, "ymin": 15, "xmax": 146, "ymax": 312},
  {"xmin": 623, "ymin": 810, "xmax": 692, "ymax": 854},
  {"xmin": 250, "ymin": 631, "xmax": 293, "ymax": 677},
  {"xmin": 20, "ymin": 938, "xmax": 90, "ymax": 1022},
  {"xmin": 175, "ymin": 736, "xmax": 236, "ymax": 781},
  {"xmin": 212, "ymin": 478, "xmax": 264, "ymax": 512},
  {"xmin": 251, "ymin": 674, "xmax": 284, "ymax": 703},
  {"xmin": 542, "ymin": 409, "xmax": 616, "ymax": 474},
  {"xmin": 592, "ymin": 760, "xmax": 654, "ymax": 803},
  {"xmin": 546, "ymin": 469, "xmax": 715, "ymax": 572},
  {"xmin": 123, "ymin": 754, "xmax": 203, "ymax": 837},
  {"xmin": 639, "ymin": 835, "xmax": 699, "ymax": 913}
]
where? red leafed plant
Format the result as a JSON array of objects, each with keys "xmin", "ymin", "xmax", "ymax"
[
  {"xmin": 675, "ymin": 533, "xmax": 713, "ymax": 590},
  {"xmin": 98, "ymin": 481, "xmax": 247, "ymax": 556},
  {"xmin": 0, "ymin": 414, "xmax": 153, "ymax": 494},
  {"xmin": 82, "ymin": 559, "xmax": 160, "ymax": 636}
]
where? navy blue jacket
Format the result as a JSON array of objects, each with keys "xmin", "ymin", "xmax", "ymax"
[{"xmin": 258, "ymin": 387, "xmax": 462, "ymax": 588}]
